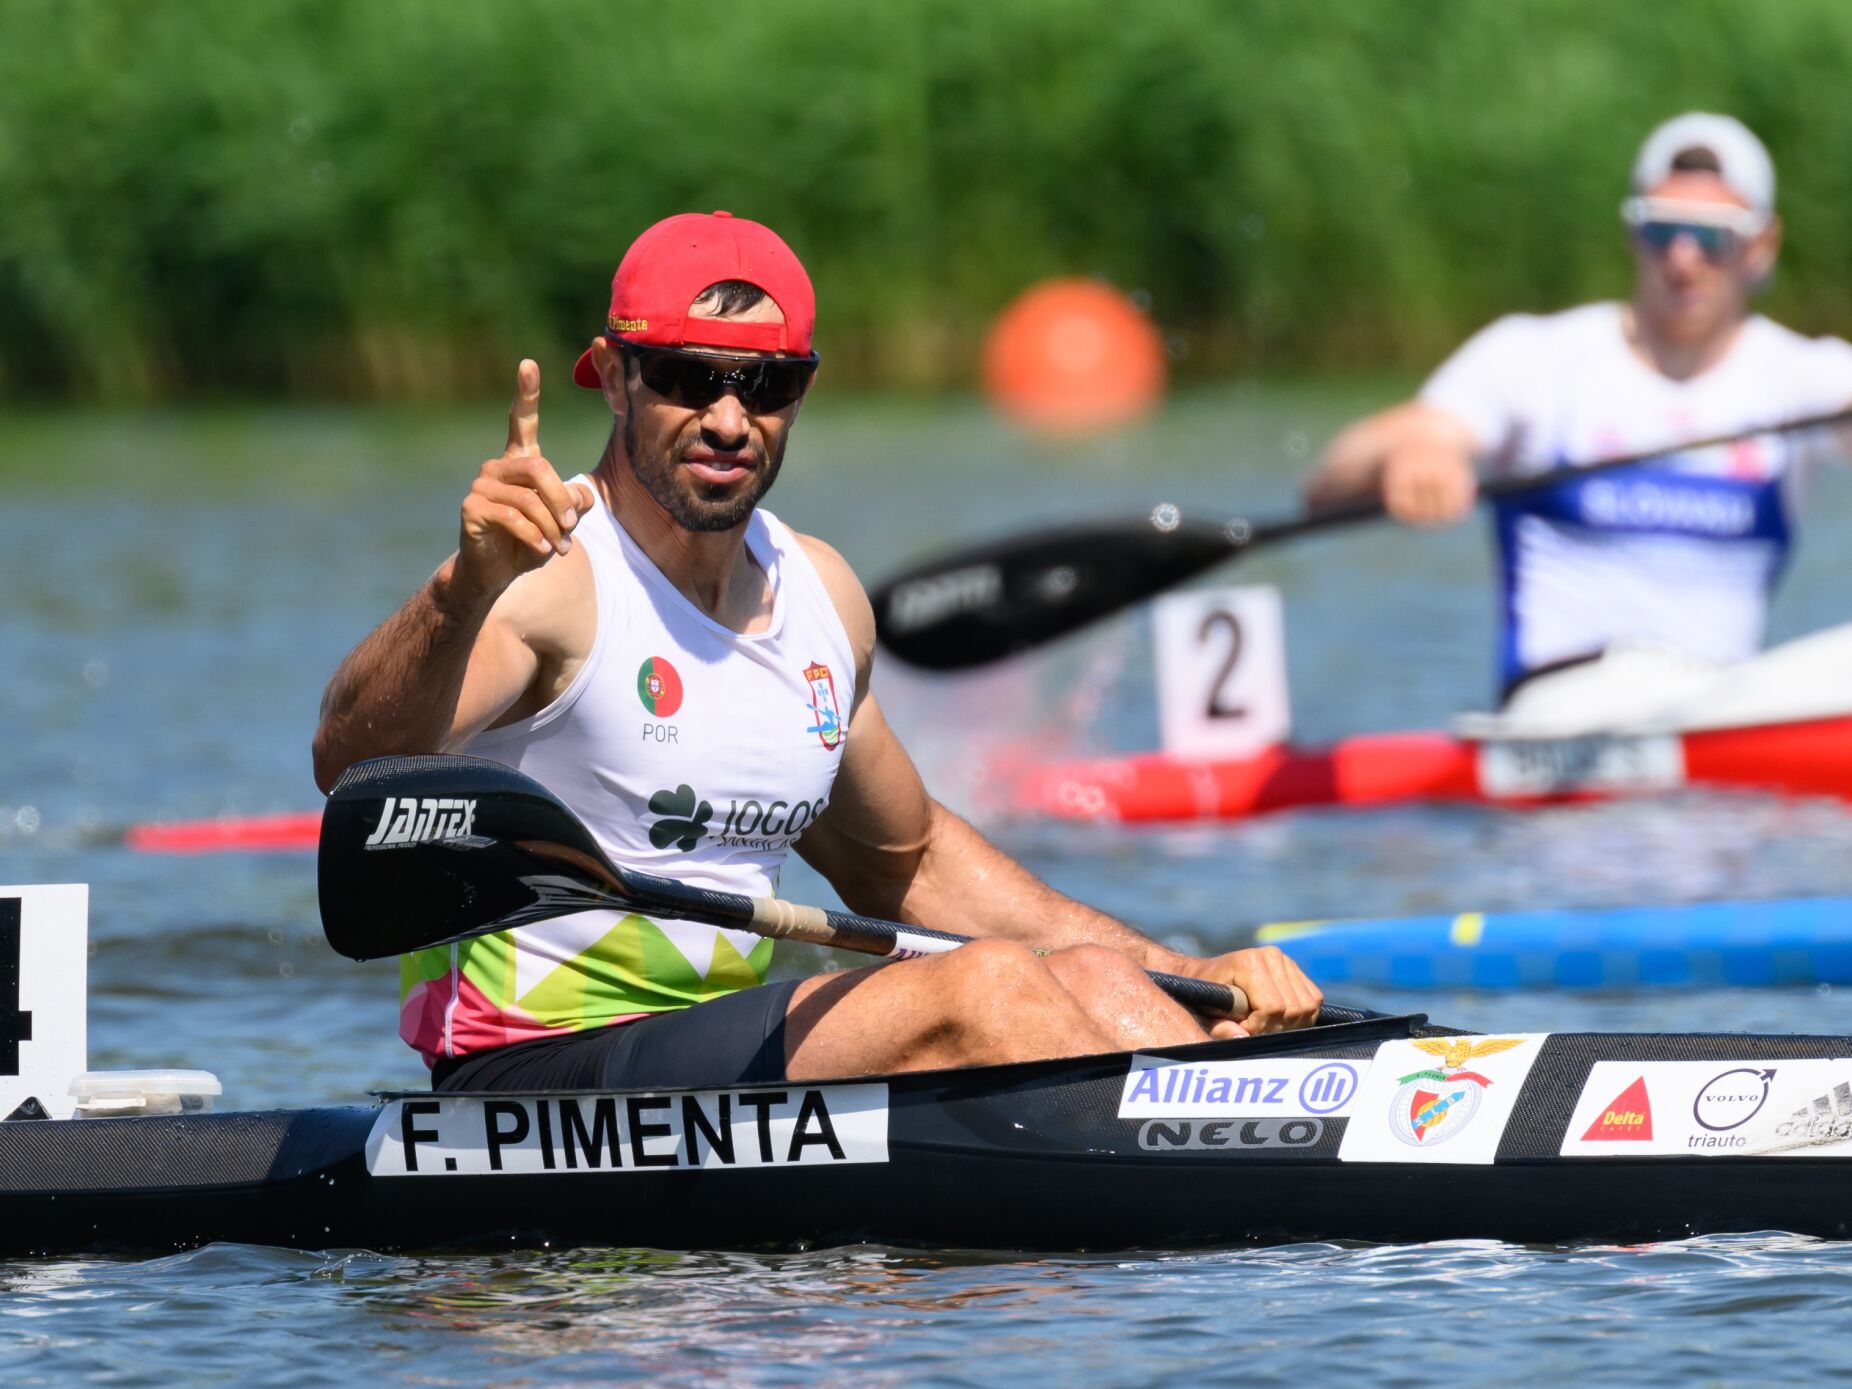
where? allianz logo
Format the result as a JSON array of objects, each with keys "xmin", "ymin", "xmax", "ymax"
[
  {"xmin": 364, "ymin": 796, "xmax": 478, "ymax": 849},
  {"xmin": 1122, "ymin": 1060, "xmax": 1358, "ymax": 1114}
]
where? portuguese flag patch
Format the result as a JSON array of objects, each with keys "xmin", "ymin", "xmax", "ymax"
[{"xmin": 636, "ymin": 656, "xmax": 684, "ymax": 717}]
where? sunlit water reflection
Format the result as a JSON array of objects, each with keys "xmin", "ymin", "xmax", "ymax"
[{"xmin": 5, "ymin": 389, "xmax": 1852, "ymax": 1383}]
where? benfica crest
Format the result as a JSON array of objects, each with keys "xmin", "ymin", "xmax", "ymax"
[
  {"xmin": 1390, "ymin": 1037, "xmax": 1527, "ymax": 1148},
  {"xmin": 803, "ymin": 661, "xmax": 844, "ymax": 751}
]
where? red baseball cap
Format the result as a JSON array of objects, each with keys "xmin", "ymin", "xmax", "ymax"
[{"xmin": 572, "ymin": 211, "xmax": 816, "ymax": 388}]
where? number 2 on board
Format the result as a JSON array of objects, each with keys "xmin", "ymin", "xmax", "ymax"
[
  {"xmin": 1198, "ymin": 608, "xmax": 1248, "ymax": 720},
  {"xmin": 1152, "ymin": 585, "xmax": 1290, "ymax": 759}
]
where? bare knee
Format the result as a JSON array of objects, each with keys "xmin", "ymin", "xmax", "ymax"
[
  {"xmin": 928, "ymin": 940, "xmax": 1107, "ymax": 1064},
  {"xmin": 939, "ymin": 938, "xmax": 1056, "ymax": 1005},
  {"xmin": 943, "ymin": 936, "xmax": 1043, "ymax": 973},
  {"xmin": 1044, "ymin": 943, "xmax": 1148, "ymax": 1000},
  {"xmin": 1046, "ymin": 943, "xmax": 1206, "ymax": 1049}
]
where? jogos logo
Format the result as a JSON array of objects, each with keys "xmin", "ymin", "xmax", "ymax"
[{"xmin": 645, "ymin": 783, "xmax": 829, "ymax": 853}]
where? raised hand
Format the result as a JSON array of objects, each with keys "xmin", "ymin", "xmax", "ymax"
[{"xmin": 456, "ymin": 360, "xmax": 598, "ymax": 598}]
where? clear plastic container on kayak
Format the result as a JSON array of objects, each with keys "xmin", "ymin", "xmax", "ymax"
[{"xmin": 69, "ymin": 1070, "xmax": 222, "ymax": 1117}]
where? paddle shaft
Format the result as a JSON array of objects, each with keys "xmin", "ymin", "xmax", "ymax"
[
  {"xmin": 601, "ymin": 865, "xmax": 1248, "ymax": 1019},
  {"xmin": 1254, "ymin": 404, "xmax": 1852, "ymax": 545}
]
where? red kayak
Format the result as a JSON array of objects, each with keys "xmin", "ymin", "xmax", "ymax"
[
  {"xmin": 1011, "ymin": 713, "xmax": 1852, "ymax": 823},
  {"xmin": 124, "ymin": 810, "xmax": 325, "ymax": 854},
  {"xmin": 120, "ymin": 714, "xmax": 1852, "ymax": 847}
]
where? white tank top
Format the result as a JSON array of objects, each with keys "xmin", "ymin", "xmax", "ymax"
[
  {"xmin": 1420, "ymin": 303, "xmax": 1852, "ymax": 693},
  {"xmin": 398, "ymin": 482, "xmax": 856, "ymax": 1061}
]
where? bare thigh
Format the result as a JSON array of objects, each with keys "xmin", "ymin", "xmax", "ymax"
[{"xmin": 782, "ymin": 939, "xmax": 1117, "ymax": 1081}]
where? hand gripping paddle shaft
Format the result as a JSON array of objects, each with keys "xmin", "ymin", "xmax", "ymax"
[{"xmin": 317, "ymin": 753, "xmax": 1248, "ymax": 1019}]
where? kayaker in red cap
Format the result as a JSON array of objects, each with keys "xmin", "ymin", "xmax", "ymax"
[{"xmin": 314, "ymin": 211, "xmax": 1322, "ymax": 1094}]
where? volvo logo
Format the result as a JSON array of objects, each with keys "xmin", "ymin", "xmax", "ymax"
[{"xmin": 1693, "ymin": 1067, "xmax": 1775, "ymax": 1132}]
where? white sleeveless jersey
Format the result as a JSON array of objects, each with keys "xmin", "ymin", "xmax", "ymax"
[
  {"xmin": 1420, "ymin": 303, "xmax": 1852, "ymax": 692},
  {"xmin": 399, "ymin": 483, "xmax": 856, "ymax": 1061}
]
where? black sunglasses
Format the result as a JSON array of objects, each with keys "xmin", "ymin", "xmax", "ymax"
[{"xmin": 611, "ymin": 337, "xmax": 819, "ymax": 413}]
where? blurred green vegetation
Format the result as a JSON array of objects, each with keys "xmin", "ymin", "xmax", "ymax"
[{"xmin": 3, "ymin": 0, "xmax": 1850, "ymax": 402}]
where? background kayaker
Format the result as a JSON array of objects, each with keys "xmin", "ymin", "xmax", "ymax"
[
  {"xmin": 312, "ymin": 211, "xmax": 1321, "ymax": 1094},
  {"xmin": 1302, "ymin": 112, "xmax": 1852, "ymax": 704}
]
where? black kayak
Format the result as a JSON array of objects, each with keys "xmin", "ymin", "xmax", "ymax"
[{"xmin": 8, "ymin": 1010, "xmax": 1852, "ymax": 1257}]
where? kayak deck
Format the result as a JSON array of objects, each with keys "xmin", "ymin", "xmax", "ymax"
[{"xmin": 7, "ymin": 1014, "xmax": 1852, "ymax": 1257}]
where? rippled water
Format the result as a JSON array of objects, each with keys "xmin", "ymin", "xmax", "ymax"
[
  {"xmin": 10, "ymin": 1237, "xmax": 1852, "ymax": 1387},
  {"xmin": 5, "ymin": 387, "xmax": 1852, "ymax": 1384}
]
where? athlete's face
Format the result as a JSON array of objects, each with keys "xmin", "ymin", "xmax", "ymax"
[
  {"xmin": 1631, "ymin": 172, "xmax": 1780, "ymax": 348},
  {"xmin": 606, "ymin": 297, "xmax": 805, "ymax": 533}
]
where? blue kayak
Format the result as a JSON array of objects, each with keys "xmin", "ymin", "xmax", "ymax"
[{"xmin": 1254, "ymin": 897, "xmax": 1852, "ymax": 990}]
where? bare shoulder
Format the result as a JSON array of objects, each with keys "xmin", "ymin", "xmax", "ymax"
[
  {"xmin": 489, "ymin": 536, "xmax": 598, "ymax": 661},
  {"xmin": 794, "ymin": 530, "xmax": 876, "ymax": 668}
]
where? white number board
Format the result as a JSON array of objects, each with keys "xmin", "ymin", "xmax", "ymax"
[
  {"xmin": 0, "ymin": 884, "xmax": 87, "ymax": 1121},
  {"xmin": 1152, "ymin": 585, "xmax": 1290, "ymax": 759}
]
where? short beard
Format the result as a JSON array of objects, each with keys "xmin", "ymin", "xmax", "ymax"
[{"xmin": 623, "ymin": 388, "xmax": 785, "ymax": 533}]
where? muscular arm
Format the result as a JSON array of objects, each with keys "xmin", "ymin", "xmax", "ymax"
[
  {"xmin": 311, "ymin": 556, "xmax": 553, "ymax": 791},
  {"xmin": 797, "ymin": 691, "xmax": 1183, "ymax": 965},
  {"xmin": 791, "ymin": 536, "xmax": 1255, "ymax": 983},
  {"xmin": 311, "ymin": 360, "xmax": 595, "ymax": 792}
]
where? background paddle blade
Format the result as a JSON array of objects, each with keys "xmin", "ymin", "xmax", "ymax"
[
  {"xmin": 317, "ymin": 753, "xmax": 618, "ymax": 961},
  {"xmin": 871, "ymin": 517, "xmax": 1237, "ymax": 669}
]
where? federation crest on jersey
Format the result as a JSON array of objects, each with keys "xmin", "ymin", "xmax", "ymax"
[
  {"xmin": 1389, "ymin": 1037, "xmax": 1527, "ymax": 1148},
  {"xmin": 803, "ymin": 661, "xmax": 844, "ymax": 750}
]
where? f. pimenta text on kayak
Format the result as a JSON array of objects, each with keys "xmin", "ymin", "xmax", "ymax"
[{"xmin": 365, "ymin": 1084, "xmax": 890, "ymax": 1177}]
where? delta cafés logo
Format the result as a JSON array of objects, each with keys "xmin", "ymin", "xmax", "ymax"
[{"xmin": 645, "ymin": 783, "xmax": 830, "ymax": 852}]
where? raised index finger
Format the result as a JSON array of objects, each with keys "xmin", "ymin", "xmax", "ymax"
[{"xmin": 506, "ymin": 358, "xmax": 542, "ymax": 456}]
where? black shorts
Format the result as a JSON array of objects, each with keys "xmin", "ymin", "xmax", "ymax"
[{"xmin": 430, "ymin": 979, "xmax": 803, "ymax": 1093}]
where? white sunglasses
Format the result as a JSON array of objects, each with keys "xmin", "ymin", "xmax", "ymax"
[{"xmin": 1620, "ymin": 197, "xmax": 1767, "ymax": 260}]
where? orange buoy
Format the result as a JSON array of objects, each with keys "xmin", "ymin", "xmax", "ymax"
[{"xmin": 981, "ymin": 278, "xmax": 1166, "ymax": 435}]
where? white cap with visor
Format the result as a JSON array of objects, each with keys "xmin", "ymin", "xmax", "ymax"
[{"xmin": 1630, "ymin": 112, "xmax": 1775, "ymax": 219}]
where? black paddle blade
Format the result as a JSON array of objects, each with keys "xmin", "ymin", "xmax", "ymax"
[
  {"xmin": 871, "ymin": 516, "xmax": 1239, "ymax": 670},
  {"xmin": 318, "ymin": 753, "xmax": 625, "ymax": 961}
]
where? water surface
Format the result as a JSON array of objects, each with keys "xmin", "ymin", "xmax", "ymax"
[{"xmin": 4, "ymin": 385, "xmax": 1852, "ymax": 1384}]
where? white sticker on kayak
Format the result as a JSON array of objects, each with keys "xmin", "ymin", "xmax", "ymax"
[
  {"xmin": 367, "ymin": 1084, "xmax": 889, "ymax": 1177},
  {"xmin": 1120, "ymin": 1055, "xmax": 1362, "ymax": 1119},
  {"xmin": 0, "ymin": 884, "xmax": 87, "ymax": 1122},
  {"xmin": 1561, "ymin": 1059, "xmax": 1852, "ymax": 1158},
  {"xmin": 1476, "ymin": 735, "xmax": 1684, "ymax": 799},
  {"xmin": 1338, "ymin": 1034, "xmax": 1550, "ymax": 1165}
]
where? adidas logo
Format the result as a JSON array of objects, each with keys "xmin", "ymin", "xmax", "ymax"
[{"xmin": 1773, "ymin": 1080, "xmax": 1852, "ymax": 1144}]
